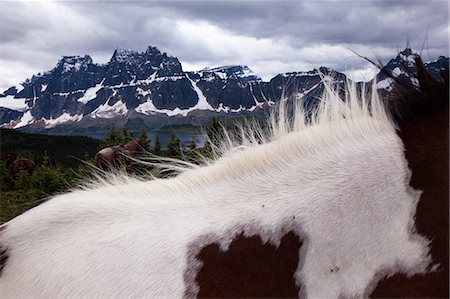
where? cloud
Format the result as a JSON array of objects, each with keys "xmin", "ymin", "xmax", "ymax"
[{"xmin": 1, "ymin": 0, "xmax": 448, "ymax": 91}]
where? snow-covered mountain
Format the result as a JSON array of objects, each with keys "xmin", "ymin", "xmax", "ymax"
[
  {"xmin": 0, "ymin": 46, "xmax": 345, "ymax": 131},
  {"xmin": 376, "ymin": 48, "xmax": 449, "ymax": 92},
  {"xmin": 193, "ymin": 65, "xmax": 262, "ymax": 83},
  {"xmin": 0, "ymin": 46, "xmax": 447, "ymax": 133}
]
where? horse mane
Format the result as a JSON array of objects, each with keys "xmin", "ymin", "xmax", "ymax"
[
  {"xmin": 84, "ymin": 51, "xmax": 448, "ymax": 194},
  {"xmin": 81, "ymin": 78, "xmax": 394, "ymax": 197},
  {"xmin": 83, "ymin": 51, "xmax": 447, "ymax": 195},
  {"xmin": 87, "ymin": 54, "xmax": 447, "ymax": 191}
]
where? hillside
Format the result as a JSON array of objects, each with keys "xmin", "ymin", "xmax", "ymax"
[{"xmin": 0, "ymin": 129, "xmax": 100, "ymax": 167}]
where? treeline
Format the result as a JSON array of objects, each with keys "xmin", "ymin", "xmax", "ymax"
[
  {"xmin": 1, "ymin": 129, "xmax": 100, "ymax": 168},
  {"xmin": 0, "ymin": 119, "xmax": 224, "ymax": 222},
  {"xmin": 101, "ymin": 119, "xmax": 224, "ymax": 158}
]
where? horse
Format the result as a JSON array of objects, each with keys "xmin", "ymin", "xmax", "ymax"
[
  {"xmin": 94, "ymin": 138, "xmax": 144, "ymax": 170},
  {"xmin": 4, "ymin": 153, "xmax": 35, "ymax": 176},
  {"xmin": 0, "ymin": 54, "xmax": 447, "ymax": 298},
  {"xmin": 11, "ymin": 158, "xmax": 35, "ymax": 176}
]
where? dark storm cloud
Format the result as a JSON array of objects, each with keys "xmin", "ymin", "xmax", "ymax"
[
  {"xmin": 1, "ymin": 0, "xmax": 448, "ymax": 91},
  {"xmin": 153, "ymin": 1, "xmax": 446, "ymax": 44}
]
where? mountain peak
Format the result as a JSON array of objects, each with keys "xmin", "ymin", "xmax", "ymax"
[
  {"xmin": 396, "ymin": 48, "xmax": 418, "ymax": 66},
  {"xmin": 399, "ymin": 47, "xmax": 413, "ymax": 56},
  {"xmin": 145, "ymin": 46, "xmax": 162, "ymax": 55},
  {"xmin": 111, "ymin": 48, "xmax": 139, "ymax": 63},
  {"xmin": 110, "ymin": 46, "xmax": 172, "ymax": 65},
  {"xmin": 199, "ymin": 65, "xmax": 261, "ymax": 83},
  {"xmin": 57, "ymin": 55, "xmax": 92, "ymax": 73}
]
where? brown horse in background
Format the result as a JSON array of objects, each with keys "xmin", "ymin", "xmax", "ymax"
[
  {"xmin": 4, "ymin": 153, "xmax": 35, "ymax": 176},
  {"xmin": 94, "ymin": 138, "xmax": 145, "ymax": 170}
]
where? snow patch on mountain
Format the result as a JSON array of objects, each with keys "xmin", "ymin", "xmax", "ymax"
[
  {"xmin": 249, "ymin": 84, "xmax": 264, "ymax": 108},
  {"xmin": 216, "ymin": 103, "xmax": 230, "ymax": 113},
  {"xmin": 187, "ymin": 77, "xmax": 214, "ymax": 111},
  {"xmin": 135, "ymin": 75, "xmax": 216, "ymax": 117},
  {"xmin": 135, "ymin": 95, "xmax": 254, "ymax": 117},
  {"xmin": 44, "ymin": 113, "xmax": 83, "ymax": 128},
  {"xmin": 197, "ymin": 65, "xmax": 261, "ymax": 83},
  {"xmin": 230, "ymin": 105, "xmax": 244, "ymax": 113},
  {"xmin": 135, "ymin": 97, "xmax": 212, "ymax": 117},
  {"xmin": 135, "ymin": 100, "xmax": 194, "ymax": 117},
  {"xmin": 136, "ymin": 87, "xmax": 151, "ymax": 97},
  {"xmin": 281, "ymin": 70, "xmax": 317, "ymax": 78},
  {"xmin": 78, "ymin": 79, "xmax": 105, "ymax": 104},
  {"xmin": 155, "ymin": 76, "xmax": 185, "ymax": 82},
  {"xmin": 0, "ymin": 96, "xmax": 29, "ymax": 111},
  {"xmin": 399, "ymin": 53, "xmax": 416, "ymax": 67},
  {"xmin": 377, "ymin": 78, "xmax": 394, "ymax": 91},
  {"xmin": 392, "ymin": 67, "xmax": 403, "ymax": 77},
  {"xmin": 14, "ymin": 110, "xmax": 34, "ymax": 128},
  {"xmin": 59, "ymin": 55, "xmax": 92, "ymax": 74},
  {"xmin": 91, "ymin": 99, "xmax": 128, "ymax": 119},
  {"xmin": 297, "ymin": 81, "xmax": 323, "ymax": 98}
]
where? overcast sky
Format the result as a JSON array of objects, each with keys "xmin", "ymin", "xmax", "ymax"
[{"xmin": 1, "ymin": 0, "xmax": 448, "ymax": 91}]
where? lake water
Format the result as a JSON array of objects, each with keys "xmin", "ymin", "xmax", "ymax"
[
  {"xmin": 86, "ymin": 129, "xmax": 207, "ymax": 149},
  {"xmin": 146, "ymin": 130, "xmax": 207, "ymax": 149}
]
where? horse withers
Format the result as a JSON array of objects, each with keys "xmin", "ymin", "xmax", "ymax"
[{"xmin": 0, "ymin": 55, "xmax": 447, "ymax": 298}]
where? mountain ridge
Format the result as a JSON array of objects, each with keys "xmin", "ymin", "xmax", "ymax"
[{"xmin": 1, "ymin": 46, "xmax": 448, "ymax": 134}]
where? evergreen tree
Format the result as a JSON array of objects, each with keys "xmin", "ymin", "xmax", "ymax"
[
  {"xmin": 15, "ymin": 169, "xmax": 31, "ymax": 191},
  {"xmin": 121, "ymin": 126, "xmax": 134, "ymax": 144},
  {"xmin": 202, "ymin": 140, "xmax": 213, "ymax": 158},
  {"xmin": 139, "ymin": 128, "xmax": 150, "ymax": 152},
  {"xmin": 167, "ymin": 131, "xmax": 182, "ymax": 157},
  {"xmin": 32, "ymin": 152, "xmax": 68, "ymax": 195},
  {"xmin": 154, "ymin": 135, "xmax": 161, "ymax": 155},
  {"xmin": 184, "ymin": 138, "xmax": 202, "ymax": 163},
  {"xmin": 102, "ymin": 125, "xmax": 120, "ymax": 147},
  {"xmin": 189, "ymin": 138, "xmax": 196, "ymax": 151},
  {"xmin": 201, "ymin": 118, "xmax": 224, "ymax": 157},
  {"xmin": 42, "ymin": 151, "xmax": 50, "ymax": 167},
  {"xmin": 207, "ymin": 118, "xmax": 224, "ymax": 147},
  {"xmin": 74, "ymin": 153, "xmax": 96, "ymax": 181},
  {"xmin": 0, "ymin": 160, "xmax": 15, "ymax": 192}
]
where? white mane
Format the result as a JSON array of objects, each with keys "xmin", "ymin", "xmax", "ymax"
[
  {"xmin": 86, "ymin": 79, "xmax": 393, "ymax": 196},
  {"xmin": 0, "ymin": 78, "xmax": 431, "ymax": 298}
]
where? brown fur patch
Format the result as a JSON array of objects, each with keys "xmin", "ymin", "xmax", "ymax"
[{"xmin": 195, "ymin": 232, "xmax": 303, "ymax": 298}]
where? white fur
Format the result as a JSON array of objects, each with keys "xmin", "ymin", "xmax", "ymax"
[{"xmin": 0, "ymin": 80, "xmax": 431, "ymax": 298}]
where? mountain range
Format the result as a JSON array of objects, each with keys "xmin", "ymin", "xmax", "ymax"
[{"xmin": 0, "ymin": 46, "xmax": 448, "ymax": 136}]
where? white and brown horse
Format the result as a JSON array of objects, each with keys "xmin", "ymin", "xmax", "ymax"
[{"xmin": 0, "ymin": 55, "xmax": 447, "ymax": 298}]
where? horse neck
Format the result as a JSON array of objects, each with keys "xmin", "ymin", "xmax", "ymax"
[
  {"xmin": 123, "ymin": 141, "xmax": 138, "ymax": 152},
  {"xmin": 172, "ymin": 117, "xmax": 399, "ymax": 198},
  {"xmin": 397, "ymin": 105, "xmax": 449, "ymax": 268}
]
